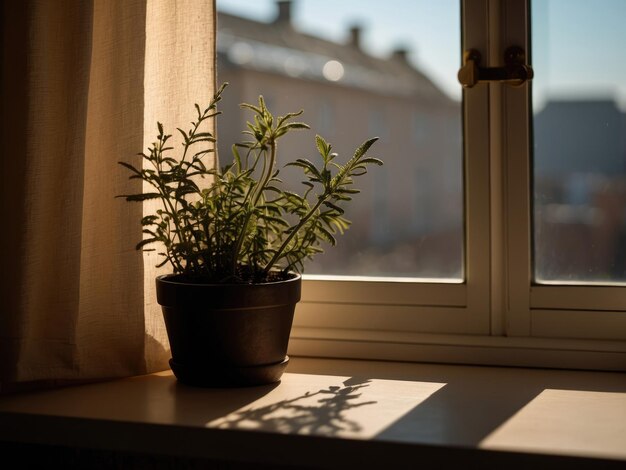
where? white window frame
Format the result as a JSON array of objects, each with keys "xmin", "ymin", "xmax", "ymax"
[
  {"xmin": 289, "ymin": 0, "xmax": 626, "ymax": 371},
  {"xmin": 502, "ymin": 0, "xmax": 626, "ymax": 342},
  {"xmin": 293, "ymin": 0, "xmax": 491, "ymax": 334}
]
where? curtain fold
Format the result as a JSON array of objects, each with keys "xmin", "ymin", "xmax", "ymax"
[{"xmin": 0, "ymin": 0, "xmax": 216, "ymax": 389}]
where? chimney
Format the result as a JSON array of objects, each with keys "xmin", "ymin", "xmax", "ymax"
[
  {"xmin": 275, "ymin": 0, "xmax": 292, "ymax": 25},
  {"xmin": 392, "ymin": 46, "xmax": 410, "ymax": 63},
  {"xmin": 349, "ymin": 25, "xmax": 362, "ymax": 50}
]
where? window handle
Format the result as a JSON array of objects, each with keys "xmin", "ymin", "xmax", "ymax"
[{"xmin": 458, "ymin": 46, "xmax": 533, "ymax": 88}]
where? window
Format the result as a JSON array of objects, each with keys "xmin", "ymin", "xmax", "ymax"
[
  {"xmin": 503, "ymin": 0, "xmax": 626, "ymax": 347},
  {"xmin": 217, "ymin": 0, "xmax": 626, "ymax": 370},
  {"xmin": 532, "ymin": 1, "xmax": 626, "ymax": 284},
  {"xmin": 411, "ymin": 110, "xmax": 429, "ymax": 145},
  {"xmin": 316, "ymin": 100, "xmax": 335, "ymax": 137}
]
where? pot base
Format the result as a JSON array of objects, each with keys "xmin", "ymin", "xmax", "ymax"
[{"xmin": 169, "ymin": 356, "xmax": 289, "ymax": 387}]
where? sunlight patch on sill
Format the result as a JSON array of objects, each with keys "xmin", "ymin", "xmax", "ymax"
[
  {"xmin": 479, "ymin": 389, "xmax": 626, "ymax": 460},
  {"xmin": 206, "ymin": 372, "xmax": 446, "ymax": 439}
]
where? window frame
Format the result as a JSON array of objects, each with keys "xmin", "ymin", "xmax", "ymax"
[
  {"xmin": 286, "ymin": 0, "xmax": 626, "ymax": 370},
  {"xmin": 502, "ymin": 0, "xmax": 626, "ymax": 342},
  {"xmin": 294, "ymin": 0, "xmax": 491, "ymax": 337}
]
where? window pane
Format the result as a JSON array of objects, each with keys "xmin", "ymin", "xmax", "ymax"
[
  {"xmin": 532, "ymin": 0, "xmax": 626, "ymax": 284},
  {"xmin": 217, "ymin": 0, "xmax": 463, "ymax": 279}
]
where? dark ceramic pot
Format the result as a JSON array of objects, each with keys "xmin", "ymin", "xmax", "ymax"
[{"xmin": 155, "ymin": 273, "xmax": 301, "ymax": 387}]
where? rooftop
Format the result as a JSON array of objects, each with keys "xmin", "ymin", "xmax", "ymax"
[{"xmin": 216, "ymin": 2, "xmax": 452, "ymax": 102}]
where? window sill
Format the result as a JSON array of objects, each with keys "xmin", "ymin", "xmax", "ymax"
[
  {"xmin": 1, "ymin": 357, "xmax": 625, "ymax": 469},
  {"xmin": 290, "ymin": 328, "xmax": 626, "ymax": 371}
]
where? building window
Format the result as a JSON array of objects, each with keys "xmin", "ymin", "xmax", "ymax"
[
  {"xmin": 412, "ymin": 110, "xmax": 428, "ymax": 145},
  {"xmin": 316, "ymin": 100, "xmax": 334, "ymax": 137},
  {"xmin": 368, "ymin": 108, "xmax": 388, "ymax": 140}
]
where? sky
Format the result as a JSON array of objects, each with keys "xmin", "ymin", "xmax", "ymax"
[
  {"xmin": 532, "ymin": 0, "xmax": 626, "ymax": 110},
  {"xmin": 217, "ymin": 0, "xmax": 626, "ymax": 110}
]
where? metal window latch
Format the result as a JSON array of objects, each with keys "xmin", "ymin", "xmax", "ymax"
[{"xmin": 458, "ymin": 46, "xmax": 533, "ymax": 88}]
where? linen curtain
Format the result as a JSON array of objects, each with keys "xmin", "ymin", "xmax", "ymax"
[{"xmin": 0, "ymin": 0, "xmax": 216, "ymax": 389}]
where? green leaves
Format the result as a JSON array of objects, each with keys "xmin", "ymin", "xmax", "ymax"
[
  {"xmin": 118, "ymin": 83, "xmax": 382, "ymax": 283},
  {"xmin": 260, "ymin": 131, "xmax": 381, "ymax": 276}
]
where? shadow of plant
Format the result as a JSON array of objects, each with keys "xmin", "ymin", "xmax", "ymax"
[{"xmin": 212, "ymin": 377, "xmax": 377, "ymax": 436}]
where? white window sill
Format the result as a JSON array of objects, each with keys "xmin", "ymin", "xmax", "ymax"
[{"xmin": 1, "ymin": 357, "xmax": 625, "ymax": 468}]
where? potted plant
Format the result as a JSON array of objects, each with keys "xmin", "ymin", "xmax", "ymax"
[{"xmin": 119, "ymin": 83, "xmax": 382, "ymax": 387}]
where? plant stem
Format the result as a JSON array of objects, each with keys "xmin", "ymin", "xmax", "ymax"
[
  {"xmin": 254, "ymin": 140, "xmax": 276, "ymax": 206},
  {"xmin": 262, "ymin": 193, "xmax": 326, "ymax": 276},
  {"xmin": 231, "ymin": 139, "xmax": 277, "ymax": 275}
]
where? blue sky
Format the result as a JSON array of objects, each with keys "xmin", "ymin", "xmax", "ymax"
[
  {"xmin": 533, "ymin": 0, "xmax": 626, "ymax": 110},
  {"xmin": 218, "ymin": 0, "xmax": 626, "ymax": 110}
]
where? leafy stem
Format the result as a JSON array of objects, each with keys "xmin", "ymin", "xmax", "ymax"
[
  {"xmin": 118, "ymin": 84, "xmax": 382, "ymax": 283},
  {"xmin": 262, "ymin": 194, "xmax": 326, "ymax": 276}
]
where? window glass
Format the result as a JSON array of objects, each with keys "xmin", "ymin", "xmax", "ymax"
[
  {"xmin": 532, "ymin": 0, "xmax": 626, "ymax": 284},
  {"xmin": 217, "ymin": 0, "xmax": 463, "ymax": 279}
]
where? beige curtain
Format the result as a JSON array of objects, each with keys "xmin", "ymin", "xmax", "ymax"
[{"xmin": 0, "ymin": 0, "xmax": 216, "ymax": 390}]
